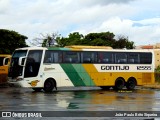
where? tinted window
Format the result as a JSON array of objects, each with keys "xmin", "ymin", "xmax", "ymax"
[
  {"xmin": 128, "ymin": 53, "xmax": 139, "ymax": 64},
  {"xmin": 63, "ymin": 51, "xmax": 80, "ymax": 63},
  {"xmin": 115, "ymin": 53, "xmax": 127, "ymax": 64},
  {"xmin": 81, "ymin": 52, "xmax": 97, "ymax": 63},
  {"xmin": 12, "ymin": 50, "xmax": 27, "ymax": 58},
  {"xmin": 44, "ymin": 51, "xmax": 62, "ymax": 63},
  {"xmin": 140, "ymin": 53, "xmax": 152, "ymax": 64},
  {"xmin": 98, "ymin": 52, "xmax": 114, "ymax": 63}
]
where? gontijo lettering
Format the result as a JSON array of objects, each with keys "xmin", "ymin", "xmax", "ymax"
[{"xmin": 101, "ymin": 65, "xmax": 129, "ymax": 70}]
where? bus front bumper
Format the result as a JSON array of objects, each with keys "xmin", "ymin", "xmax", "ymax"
[{"xmin": 8, "ymin": 78, "xmax": 32, "ymax": 88}]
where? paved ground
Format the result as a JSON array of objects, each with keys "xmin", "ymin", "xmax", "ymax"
[{"xmin": 0, "ymin": 86, "xmax": 160, "ymax": 120}]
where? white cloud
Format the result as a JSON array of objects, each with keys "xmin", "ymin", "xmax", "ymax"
[
  {"xmin": 74, "ymin": 17, "xmax": 160, "ymax": 45},
  {"xmin": 0, "ymin": 0, "xmax": 10, "ymax": 14},
  {"xmin": 0, "ymin": 0, "xmax": 160, "ymax": 46}
]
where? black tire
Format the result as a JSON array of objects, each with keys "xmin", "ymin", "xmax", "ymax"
[
  {"xmin": 32, "ymin": 88, "xmax": 42, "ymax": 92},
  {"xmin": 43, "ymin": 79, "xmax": 55, "ymax": 92},
  {"xmin": 100, "ymin": 86, "xmax": 111, "ymax": 90},
  {"xmin": 126, "ymin": 79, "xmax": 136, "ymax": 90},
  {"xmin": 114, "ymin": 78, "xmax": 125, "ymax": 90}
]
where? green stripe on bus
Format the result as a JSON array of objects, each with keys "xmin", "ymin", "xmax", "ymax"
[
  {"xmin": 72, "ymin": 64, "xmax": 95, "ymax": 86},
  {"xmin": 60, "ymin": 64, "xmax": 85, "ymax": 86}
]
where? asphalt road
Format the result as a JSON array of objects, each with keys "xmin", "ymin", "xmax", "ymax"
[{"xmin": 0, "ymin": 86, "xmax": 160, "ymax": 120}]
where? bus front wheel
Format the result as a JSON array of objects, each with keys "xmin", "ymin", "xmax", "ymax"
[
  {"xmin": 114, "ymin": 78, "xmax": 125, "ymax": 90},
  {"xmin": 43, "ymin": 79, "xmax": 55, "ymax": 92}
]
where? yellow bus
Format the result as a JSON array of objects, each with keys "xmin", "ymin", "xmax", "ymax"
[
  {"xmin": 8, "ymin": 46, "xmax": 155, "ymax": 92},
  {"xmin": 0, "ymin": 54, "xmax": 11, "ymax": 84}
]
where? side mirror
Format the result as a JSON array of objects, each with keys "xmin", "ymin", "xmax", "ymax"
[
  {"xmin": 3, "ymin": 57, "xmax": 10, "ymax": 66},
  {"xmin": 19, "ymin": 57, "xmax": 26, "ymax": 66}
]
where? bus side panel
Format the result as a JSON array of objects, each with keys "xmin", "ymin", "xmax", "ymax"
[
  {"xmin": 72, "ymin": 64, "xmax": 95, "ymax": 86},
  {"xmin": 42, "ymin": 64, "xmax": 74, "ymax": 87},
  {"xmin": 82, "ymin": 64, "xmax": 115, "ymax": 86},
  {"xmin": 82, "ymin": 64, "xmax": 155, "ymax": 87},
  {"xmin": 141, "ymin": 72, "xmax": 155, "ymax": 85},
  {"xmin": 60, "ymin": 64, "xmax": 96, "ymax": 87}
]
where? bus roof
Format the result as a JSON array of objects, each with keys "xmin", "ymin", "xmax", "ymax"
[
  {"xmin": 65, "ymin": 45, "xmax": 113, "ymax": 49},
  {"xmin": 15, "ymin": 46, "xmax": 47, "ymax": 51},
  {"xmin": 14, "ymin": 46, "xmax": 154, "ymax": 53}
]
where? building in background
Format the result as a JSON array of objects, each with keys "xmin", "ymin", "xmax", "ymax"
[{"xmin": 136, "ymin": 43, "xmax": 160, "ymax": 68}]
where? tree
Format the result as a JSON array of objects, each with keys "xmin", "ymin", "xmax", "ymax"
[
  {"xmin": 37, "ymin": 31, "xmax": 135, "ymax": 49},
  {"xmin": 56, "ymin": 32, "xmax": 84, "ymax": 47},
  {"xmin": 84, "ymin": 32, "xmax": 116, "ymax": 46},
  {"xmin": 114, "ymin": 36, "xmax": 135, "ymax": 49},
  {"xmin": 31, "ymin": 32, "xmax": 60, "ymax": 47},
  {"xmin": 0, "ymin": 29, "xmax": 28, "ymax": 54}
]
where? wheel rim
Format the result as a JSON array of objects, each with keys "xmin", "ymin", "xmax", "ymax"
[
  {"xmin": 128, "ymin": 80, "xmax": 135, "ymax": 89},
  {"xmin": 45, "ymin": 81, "xmax": 52, "ymax": 88},
  {"xmin": 115, "ymin": 78, "xmax": 124, "ymax": 90},
  {"xmin": 44, "ymin": 80, "xmax": 54, "ymax": 92}
]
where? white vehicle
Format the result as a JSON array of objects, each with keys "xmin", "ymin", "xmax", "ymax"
[{"xmin": 8, "ymin": 46, "xmax": 155, "ymax": 92}]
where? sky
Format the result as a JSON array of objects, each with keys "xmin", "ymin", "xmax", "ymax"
[{"xmin": 0, "ymin": 0, "xmax": 160, "ymax": 46}]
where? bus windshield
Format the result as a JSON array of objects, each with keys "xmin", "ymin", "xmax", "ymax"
[
  {"xmin": 12, "ymin": 50, "xmax": 27, "ymax": 58},
  {"xmin": 8, "ymin": 50, "xmax": 27, "ymax": 78}
]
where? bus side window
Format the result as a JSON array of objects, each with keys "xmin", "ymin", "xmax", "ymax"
[
  {"xmin": 83, "ymin": 58, "xmax": 91, "ymax": 63},
  {"xmin": 44, "ymin": 55, "xmax": 52, "ymax": 63},
  {"xmin": 53, "ymin": 52, "xmax": 62, "ymax": 63},
  {"xmin": 82, "ymin": 52, "xmax": 96, "ymax": 63},
  {"xmin": 63, "ymin": 51, "xmax": 80, "ymax": 63},
  {"xmin": 64, "ymin": 58, "xmax": 72, "ymax": 63},
  {"xmin": 44, "ymin": 51, "xmax": 62, "ymax": 63},
  {"xmin": 102, "ymin": 58, "xmax": 109, "ymax": 63},
  {"xmin": 44, "ymin": 51, "xmax": 52, "ymax": 63},
  {"xmin": 140, "ymin": 53, "xmax": 152, "ymax": 64},
  {"xmin": 128, "ymin": 53, "xmax": 139, "ymax": 64},
  {"xmin": 129, "ymin": 59, "xmax": 134, "ymax": 63},
  {"xmin": 98, "ymin": 52, "xmax": 113, "ymax": 63},
  {"xmin": 115, "ymin": 53, "xmax": 127, "ymax": 64},
  {"xmin": 118, "ymin": 59, "xmax": 127, "ymax": 63}
]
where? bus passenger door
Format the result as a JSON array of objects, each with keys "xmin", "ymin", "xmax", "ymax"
[{"xmin": 24, "ymin": 50, "xmax": 43, "ymax": 87}]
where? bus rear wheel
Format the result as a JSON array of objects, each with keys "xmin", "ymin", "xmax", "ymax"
[
  {"xmin": 126, "ymin": 79, "xmax": 136, "ymax": 90},
  {"xmin": 43, "ymin": 79, "xmax": 55, "ymax": 92},
  {"xmin": 114, "ymin": 78, "xmax": 125, "ymax": 90}
]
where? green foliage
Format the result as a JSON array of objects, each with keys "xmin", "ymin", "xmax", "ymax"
[
  {"xmin": 155, "ymin": 65, "xmax": 160, "ymax": 72},
  {"xmin": 56, "ymin": 31, "xmax": 135, "ymax": 49},
  {"xmin": 114, "ymin": 36, "xmax": 135, "ymax": 49},
  {"xmin": 0, "ymin": 29, "xmax": 28, "ymax": 54},
  {"xmin": 56, "ymin": 32, "xmax": 84, "ymax": 47},
  {"xmin": 155, "ymin": 66, "xmax": 160, "ymax": 83}
]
